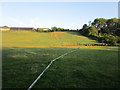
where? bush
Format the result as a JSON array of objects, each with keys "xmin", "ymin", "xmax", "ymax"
[
  {"xmin": 116, "ymin": 36, "xmax": 120, "ymax": 43},
  {"xmin": 102, "ymin": 34, "xmax": 117, "ymax": 45}
]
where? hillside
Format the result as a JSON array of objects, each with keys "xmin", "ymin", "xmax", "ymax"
[{"xmin": 2, "ymin": 31, "xmax": 99, "ymax": 47}]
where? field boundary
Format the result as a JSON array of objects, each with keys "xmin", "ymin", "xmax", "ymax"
[{"xmin": 27, "ymin": 48, "xmax": 79, "ymax": 90}]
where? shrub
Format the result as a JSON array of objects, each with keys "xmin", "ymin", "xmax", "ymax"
[{"xmin": 102, "ymin": 34, "xmax": 117, "ymax": 45}]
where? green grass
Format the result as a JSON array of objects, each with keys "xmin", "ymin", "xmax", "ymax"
[
  {"xmin": 2, "ymin": 47, "xmax": 119, "ymax": 88},
  {"xmin": 2, "ymin": 47, "xmax": 71, "ymax": 88},
  {"xmin": 2, "ymin": 31, "xmax": 119, "ymax": 88},
  {"xmin": 34, "ymin": 48, "xmax": 119, "ymax": 88},
  {"xmin": 2, "ymin": 31, "xmax": 98, "ymax": 47}
]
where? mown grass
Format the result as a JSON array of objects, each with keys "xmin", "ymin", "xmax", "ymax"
[
  {"xmin": 2, "ymin": 47, "xmax": 71, "ymax": 88},
  {"xmin": 2, "ymin": 31, "xmax": 98, "ymax": 47},
  {"xmin": 2, "ymin": 47, "xmax": 119, "ymax": 88}
]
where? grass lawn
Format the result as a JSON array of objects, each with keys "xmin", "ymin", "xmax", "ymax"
[
  {"xmin": 2, "ymin": 47, "xmax": 71, "ymax": 88},
  {"xmin": 2, "ymin": 47, "xmax": 119, "ymax": 88}
]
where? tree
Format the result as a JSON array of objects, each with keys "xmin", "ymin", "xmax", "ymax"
[
  {"xmin": 51, "ymin": 27, "xmax": 58, "ymax": 31},
  {"xmin": 82, "ymin": 25, "xmax": 98, "ymax": 36},
  {"xmin": 102, "ymin": 34, "xmax": 117, "ymax": 45},
  {"xmin": 88, "ymin": 21, "xmax": 92, "ymax": 26},
  {"xmin": 92, "ymin": 18, "xmax": 107, "ymax": 30},
  {"xmin": 80, "ymin": 18, "xmax": 120, "ymax": 45},
  {"xmin": 37, "ymin": 28, "xmax": 44, "ymax": 32},
  {"xmin": 57, "ymin": 27, "xmax": 64, "ymax": 31},
  {"xmin": 51, "ymin": 27, "xmax": 64, "ymax": 32},
  {"xmin": 81, "ymin": 24, "xmax": 89, "ymax": 35},
  {"xmin": 87, "ymin": 26, "xmax": 98, "ymax": 36},
  {"xmin": 91, "ymin": 18, "xmax": 120, "ymax": 36},
  {"xmin": 106, "ymin": 18, "xmax": 119, "ymax": 35},
  {"xmin": 82, "ymin": 24, "xmax": 89, "ymax": 30}
]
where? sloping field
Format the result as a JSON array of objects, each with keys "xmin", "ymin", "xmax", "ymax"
[{"xmin": 2, "ymin": 31, "xmax": 98, "ymax": 47}]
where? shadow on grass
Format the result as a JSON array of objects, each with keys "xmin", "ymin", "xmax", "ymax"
[{"xmin": 66, "ymin": 31, "xmax": 99, "ymax": 42}]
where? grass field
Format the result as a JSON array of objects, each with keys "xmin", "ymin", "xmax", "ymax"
[
  {"xmin": 2, "ymin": 31, "xmax": 98, "ymax": 47},
  {"xmin": 2, "ymin": 31, "xmax": 119, "ymax": 88},
  {"xmin": 2, "ymin": 47, "xmax": 119, "ymax": 88}
]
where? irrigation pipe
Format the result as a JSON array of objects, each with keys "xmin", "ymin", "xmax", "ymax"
[{"xmin": 27, "ymin": 48, "xmax": 79, "ymax": 90}]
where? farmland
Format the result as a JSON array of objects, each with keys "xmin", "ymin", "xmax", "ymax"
[{"xmin": 2, "ymin": 31, "xmax": 119, "ymax": 88}]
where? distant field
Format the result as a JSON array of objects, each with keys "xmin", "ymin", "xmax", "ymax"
[
  {"xmin": 2, "ymin": 31, "xmax": 98, "ymax": 47},
  {"xmin": 2, "ymin": 47, "xmax": 119, "ymax": 88}
]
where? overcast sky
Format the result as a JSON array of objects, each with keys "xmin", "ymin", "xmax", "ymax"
[{"xmin": 0, "ymin": 2, "xmax": 118, "ymax": 29}]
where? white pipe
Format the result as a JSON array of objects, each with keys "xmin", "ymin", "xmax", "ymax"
[{"xmin": 27, "ymin": 48, "xmax": 79, "ymax": 90}]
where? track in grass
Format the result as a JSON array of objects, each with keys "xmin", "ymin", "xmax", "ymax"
[{"xmin": 27, "ymin": 48, "xmax": 79, "ymax": 90}]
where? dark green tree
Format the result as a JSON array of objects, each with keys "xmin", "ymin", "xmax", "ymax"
[
  {"xmin": 92, "ymin": 18, "xmax": 106, "ymax": 30},
  {"xmin": 51, "ymin": 27, "xmax": 58, "ymax": 31},
  {"xmin": 37, "ymin": 28, "xmax": 44, "ymax": 32},
  {"xmin": 106, "ymin": 18, "xmax": 119, "ymax": 35},
  {"xmin": 87, "ymin": 26, "xmax": 98, "ymax": 36},
  {"xmin": 81, "ymin": 24, "xmax": 89, "ymax": 35}
]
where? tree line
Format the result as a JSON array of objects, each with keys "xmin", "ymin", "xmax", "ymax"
[
  {"xmin": 80, "ymin": 18, "xmax": 120, "ymax": 45},
  {"xmin": 36, "ymin": 27, "xmax": 80, "ymax": 32}
]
